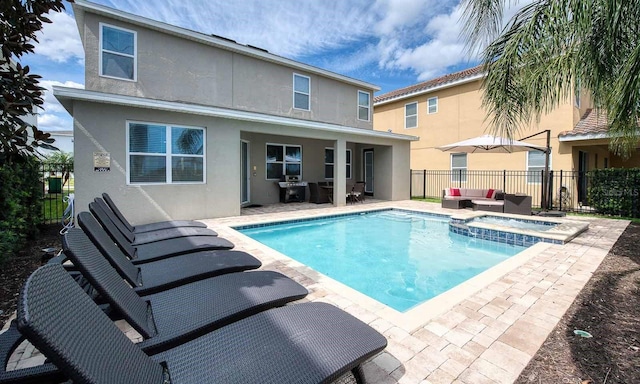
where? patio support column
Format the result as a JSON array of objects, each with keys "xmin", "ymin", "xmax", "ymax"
[{"xmin": 334, "ymin": 139, "xmax": 347, "ymax": 206}]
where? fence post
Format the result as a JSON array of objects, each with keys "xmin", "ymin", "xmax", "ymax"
[
  {"xmin": 423, "ymin": 169, "xmax": 426, "ymax": 199},
  {"xmin": 548, "ymin": 170, "xmax": 554, "ymax": 210}
]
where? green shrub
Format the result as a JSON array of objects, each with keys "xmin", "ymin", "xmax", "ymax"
[
  {"xmin": 589, "ymin": 168, "xmax": 640, "ymax": 218},
  {"xmin": 0, "ymin": 157, "xmax": 43, "ymax": 266}
]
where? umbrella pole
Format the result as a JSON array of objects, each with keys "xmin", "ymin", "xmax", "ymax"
[{"xmin": 542, "ymin": 130, "xmax": 551, "ymax": 211}]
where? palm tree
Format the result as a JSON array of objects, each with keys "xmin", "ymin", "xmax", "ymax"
[{"xmin": 461, "ymin": 0, "xmax": 640, "ymax": 157}]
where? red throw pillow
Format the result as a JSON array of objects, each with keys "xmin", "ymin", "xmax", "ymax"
[
  {"xmin": 451, "ymin": 188, "xmax": 461, "ymax": 197},
  {"xmin": 486, "ymin": 189, "xmax": 495, "ymax": 198}
]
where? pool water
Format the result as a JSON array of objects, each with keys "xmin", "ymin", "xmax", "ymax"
[
  {"xmin": 239, "ymin": 210, "xmax": 527, "ymax": 312},
  {"xmin": 471, "ymin": 216, "xmax": 557, "ymax": 232}
]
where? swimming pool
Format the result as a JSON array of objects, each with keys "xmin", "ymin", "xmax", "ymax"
[{"xmin": 238, "ymin": 210, "xmax": 527, "ymax": 312}]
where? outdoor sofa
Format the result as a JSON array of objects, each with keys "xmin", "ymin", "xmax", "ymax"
[
  {"xmin": 15, "ymin": 264, "xmax": 387, "ymax": 384},
  {"xmin": 442, "ymin": 188, "xmax": 503, "ymax": 209}
]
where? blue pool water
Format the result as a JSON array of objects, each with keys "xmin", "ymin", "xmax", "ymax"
[{"xmin": 239, "ymin": 210, "xmax": 527, "ymax": 312}]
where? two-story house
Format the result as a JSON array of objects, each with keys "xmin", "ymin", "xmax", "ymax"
[
  {"xmin": 373, "ymin": 65, "xmax": 640, "ymax": 203},
  {"xmin": 54, "ymin": 0, "xmax": 416, "ymax": 222}
]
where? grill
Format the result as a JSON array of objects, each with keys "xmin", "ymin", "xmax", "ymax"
[{"xmin": 277, "ymin": 176, "xmax": 308, "ymax": 203}]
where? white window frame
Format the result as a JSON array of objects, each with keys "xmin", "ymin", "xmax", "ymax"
[
  {"xmin": 99, "ymin": 22, "xmax": 137, "ymax": 81},
  {"xmin": 126, "ymin": 121, "xmax": 206, "ymax": 185},
  {"xmin": 405, "ymin": 102, "xmax": 418, "ymax": 129},
  {"xmin": 346, "ymin": 149, "xmax": 352, "ymax": 179},
  {"xmin": 324, "ymin": 148, "xmax": 352, "ymax": 179},
  {"xmin": 357, "ymin": 90, "xmax": 371, "ymax": 121},
  {"xmin": 293, "ymin": 73, "xmax": 310, "ymax": 111},
  {"xmin": 526, "ymin": 150, "xmax": 551, "ymax": 184},
  {"xmin": 266, "ymin": 143, "xmax": 303, "ymax": 180},
  {"xmin": 450, "ymin": 153, "xmax": 467, "ymax": 183},
  {"xmin": 427, "ymin": 97, "xmax": 438, "ymax": 114}
]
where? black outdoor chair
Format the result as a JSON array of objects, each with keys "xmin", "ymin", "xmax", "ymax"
[
  {"xmin": 80, "ymin": 210, "xmax": 234, "ymax": 263},
  {"xmin": 64, "ymin": 226, "xmax": 261, "ymax": 295},
  {"xmin": 61, "ymin": 234, "xmax": 308, "ymax": 354},
  {"xmin": 102, "ymin": 192, "xmax": 208, "ymax": 232},
  {"xmin": 17, "ymin": 264, "xmax": 387, "ymax": 384},
  {"xmin": 93, "ymin": 198, "xmax": 217, "ymax": 245}
]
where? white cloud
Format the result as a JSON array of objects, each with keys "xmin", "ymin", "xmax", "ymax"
[
  {"xmin": 34, "ymin": 11, "xmax": 84, "ymax": 63},
  {"xmin": 38, "ymin": 113, "xmax": 73, "ymax": 131},
  {"xmin": 106, "ymin": 0, "xmax": 376, "ymax": 57},
  {"xmin": 39, "ymin": 80, "xmax": 84, "ymax": 114}
]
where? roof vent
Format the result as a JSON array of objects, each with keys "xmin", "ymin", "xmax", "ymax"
[
  {"xmin": 247, "ymin": 45, "xmax": 269, "ymax": 53},
  {"xmin": 210, "ymin": 33, "xmax": 237, "ymax": 44}
]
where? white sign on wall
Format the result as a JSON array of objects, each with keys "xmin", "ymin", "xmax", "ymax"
[{"xmin": 93, "ymin": 152, "xmax": 111, "ymax": 172}]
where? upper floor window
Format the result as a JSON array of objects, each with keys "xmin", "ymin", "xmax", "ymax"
[
  {"xmin": 128, "ymin": 122, "xmax": 205, "ymax": 184},
  {"xmin": 451, "ymin": 153, "xmax": 467, "ymax": 183},
  {"xmin": 526, "ymin": 150, "xmax": 550, "ymax": 184},
  {"xmin": 405, "ymin": 102, "xmax": 417, "ymax": 128},
  {"xmin": 293, "ymin": 74, "xmax": 310, "ymax": 110},
  {"xmin": 427, "ymin": 97, "xmax": 438, "ymax": 114},
  {"xmin": 357, "ymin": 91, "xmax": 370, "ymax": 121},
  {"xmin": 100, "ymin": 23, "xmax": 136, "ymax": 81},
  {"xmin": 266, "ymin": 144, "xmax": 302, "ymax": 180},
  {"xmin": 324, "ymin": 148, "xmax": 352, "ymax": 179}
]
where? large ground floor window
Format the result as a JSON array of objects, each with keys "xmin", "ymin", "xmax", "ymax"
[
  {"xmin": 324, "ymin": 148, "xmax": 352, "ymax": 179},
  {"xmin": 127, "ymin": 122, "xmax": 205, "ymax": 184},
  {"xmin": 266, "ymin": 143, "xmax": 302, "ymax": 180}
]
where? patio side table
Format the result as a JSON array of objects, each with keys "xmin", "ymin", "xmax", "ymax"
[{"xmin": 504, "ymin": 194, "xmax": 532, "ymax": 215}]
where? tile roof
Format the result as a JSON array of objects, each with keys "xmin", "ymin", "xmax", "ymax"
[
  {"xmin": 374, "ymin": 65, "xmax": 484, "ymax": 104},
  {"xmin": 559, "ymin": 109, "xmax": 610, "ymax": 137}
]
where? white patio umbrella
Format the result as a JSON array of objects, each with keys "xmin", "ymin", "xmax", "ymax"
[
  {"xmin": 438, "ymin": 132, "xmax": 552, "ymax": 209},
  {"xmin": 437, "ymin": 134, "xmax": 547, "ymax": 153}
]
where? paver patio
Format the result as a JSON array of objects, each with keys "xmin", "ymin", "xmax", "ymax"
[{"xmin": 2, "ymin": 200, "xmax": 628, "ymax": 384}]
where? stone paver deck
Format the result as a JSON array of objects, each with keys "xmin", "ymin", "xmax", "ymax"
[{"xmin": 2, "ymin": 200, "xmax": 628, "ymax": 384}]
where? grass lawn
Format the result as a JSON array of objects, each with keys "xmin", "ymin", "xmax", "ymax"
[{"xmin": 42, "ymin": 190, "xmax": 73, "ymax": 224}]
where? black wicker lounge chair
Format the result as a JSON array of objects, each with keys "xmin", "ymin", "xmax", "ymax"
[
  {"xmin": 79, "ymin": 211, "xmax": 234, "ymax": 263},
  {"xmin": 60, "ymin": 238, "xmax": 308, "ymax": 354},
  {"xmin": 64, "ymin": 227, "xmax": 261, "ymax": 295},
  {"xmin": 92, "ymin": 198, "xmax": 217, "ymax": 245},
  {"xmin": 18, "ymin": 264, "xmax": 387, "ymax": 384},
  {"xmin": 0, "ymin": 320, "xmax": 63, "ymax": 384},
  {"xmin": 102, "ymin": 192, "xmax": 208, "ymax": 232}
]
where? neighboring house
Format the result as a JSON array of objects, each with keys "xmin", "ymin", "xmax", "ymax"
[
  {"xmin": 40, "ymin": 131, "xmax": 74, "ymax": 156},
  {"xmin": 54, "ymin": 0, "xmax": 416, "ymax": 222},
  {"xmin": 374, "ymin": 65, "xmax": 640, "ymax": 177}
]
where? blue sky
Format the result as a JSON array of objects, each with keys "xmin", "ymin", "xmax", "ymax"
[{"xmin": 22, "ymin": 0, "xmax": 513, "ymax": 131}]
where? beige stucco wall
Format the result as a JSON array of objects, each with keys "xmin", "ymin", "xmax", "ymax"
[
  {"xmin": 71, "ymin": 100, "xmax": 411, "ymax": 223},
  {"xmin": 374, "ymin": 79, "xmax": 589, "ymax": 173},
  {"xmin": 81, "ymin": 12, "xmax": 373, "ymax": 130},
  {"xmin": 72, "ymin": 101, "xmax": 243, "ymax": 222}
]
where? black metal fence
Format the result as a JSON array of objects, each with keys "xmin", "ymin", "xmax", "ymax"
[
  {"xmin": 41, "ymin": 162, "xmax": 74, "ymax": 224},
  {"xmin": 410, "ymin": 169, "xmax": 593, "ymax": 212}
]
